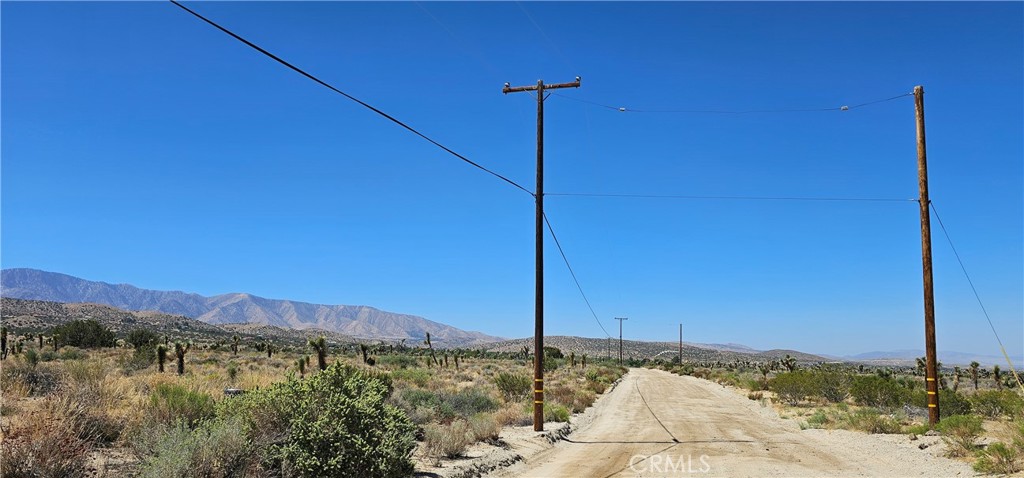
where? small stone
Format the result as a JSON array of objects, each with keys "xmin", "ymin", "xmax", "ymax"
[
  {"xmin": 918, "ymin": 443, "xmax": 930, "ymax": 450},
  {"xmin": 909, "ymin": 434, "xmax": 918, "ymax": 441},
  {"xmin": 924, "ymin": 430, "xmax": 940, "ymax": 437}
]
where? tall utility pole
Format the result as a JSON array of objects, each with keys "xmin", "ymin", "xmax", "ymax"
[
  {"xmin": 915, "ymin": 85, "xmax": 940, "ymax": 425},
  {"xmin": 503, "ymin": 77, "xmax": 581, "ymax": 432},
  {"xmin": 679, "ymin": 324, "xmax": 683, "ymax": 365},
  {"xmin": 615, "ymin": 317, "xmax": 628, "ymax": 365}
]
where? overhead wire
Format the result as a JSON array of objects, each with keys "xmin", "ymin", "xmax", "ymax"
[
  {"xmin": 930, "ymin": 202, "xmax": 1024, "ymax": 393},
  {"xmin": 547, "ymin": 192, "xmax": 917, "ymax": 203},
  {"xmin": 169, "ymin": 0, "xmax": 533, "ymax": 197},
  {"xmin": 552, "ymin": 91, "xmax": 914, "ymax": 114},
  {"xmin": 543, "ymin": 212, "xmax": 613, "ymax": 339}
]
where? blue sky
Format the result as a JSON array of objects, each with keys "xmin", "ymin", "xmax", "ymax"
[{"xmin": 2, "ymin": 2, "xmax": 1021, "ymax": 359}]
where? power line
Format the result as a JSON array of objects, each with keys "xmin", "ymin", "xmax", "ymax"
[
  {"xmin": 548, "ymin": 193, "xmax": 917, "ymax": 202},
  {"xmin": 930, "ymin": 202, "xmax": 1024, "ymax": 392},
  {"xmin": 552, "ymin": 91, "xmax": 913, "ymax": 114},
  {"xmin": 542, "ymin": 212, "xmax": 612, "ymax": 338},
  {"xmin": 169, "ymin": 0, "xmax": 533, "ymax": 197}
]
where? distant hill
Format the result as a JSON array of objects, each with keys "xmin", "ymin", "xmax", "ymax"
[
  {"xmin": 846, "ymin": 349, "xmax": 1024, "ymax": 368},
  {"xmin": 1, "ymin": 268, "xmax": 501, "ymax": 347},
  {"xmin": 483, "ymin": 336, "xmax": 829, "ymax": 363}
]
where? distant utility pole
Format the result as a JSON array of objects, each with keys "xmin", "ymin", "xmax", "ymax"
[
  {"xmin": 503, "ymin": 77, "xmax": 581, "ymax": 432},
  {"xmin": 615, "ymin": 317, "xmax": 628, "ymax": 365},
  {"xmin": 679, "ymin": 324, "xmax": 683, "ymax": 365},
  {"xmin": 915, "ymin": 85, "xmax": 940, "ymax": 425}
]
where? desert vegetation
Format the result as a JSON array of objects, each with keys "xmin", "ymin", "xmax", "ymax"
[
  {"xmin": 0, "ymin": 320, "xmax": 625, "ymax": 476},
  {"xmin": 646, "ymin": 356, "xmax": 1024, "ymax": 474}
]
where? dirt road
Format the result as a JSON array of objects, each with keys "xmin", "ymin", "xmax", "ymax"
[{"xmin": 490, "ymin": 368, "xmax": 973, "ymax": 478}]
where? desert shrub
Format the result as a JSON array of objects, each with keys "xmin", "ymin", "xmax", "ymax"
[
  {"xmin": 769, "ymin": 371, "xmax": 818, "ymax": 405},
  {"xmin": 137, "ymin": 417, "xmax": 252, "ymax": 478},
  {"xmin": 424, "ymin": 419, "xmax": 473, "ymax": 459},
  {"xmin": 52, "ymin": 320, "xmax": 115, "ymax": 348},
  {"xmin": 390, "ymin": 367, "xmax": 431, "ymax": 387},
  {"xmin": 494, "ymin": 372, "xmax": 531, "ymax": 401},
  {"xmin": 58, "ymin": 347, "xmax": 87, "ymax": 360},
  {"xmin": 847, "ymin": 408, "xmax": 902, "ymax": 434},
  {"xmin": 495, "ymin": 403, "xmax": 532, "ymax": 427},
  {"xmin": 973, "ymin": 442, "xmax": 1023, "ymax": 475},
  {"xmin": 24, "ymin": 348, "xmax": 40, "ymax": 368},
  {"xmin": 910, "ymin": 389, "xmax": 971, "ymax": 418},
  {"xmin": 936, "ymin": 414, "xmax": 984, "ymax": 457},
  {"xmin": 805, "ymin": 410, "xmax": 831, "ymax": 429},
  {"xmin": 970, "ymin": 390, "xmax": 1024, "ymax": 419},
  {"xmin": 150, "ymin": 383, "xmax": 216, "ymax": 429},
  {"xmin": 219, "ymin": 363, "xmax": 416, "ymax": 478},
  {"xmin": 813, "ymin": 368, "xmax": 852, "ymax": 403},
  {"xmin": 544, "ymin": 402, "xmax": 571, "ymax": 422},
  {"xmin": 40, "ymin": 349, "xmax": 58, "ymax": 362},
  {"xmin": 446, "ymin": 388, "xmax": 499, "ymax": 418},
  {"xmin": 1, "ymin": 360, "xmax": 62, "ymax": 396},
  {"xmin": 0, "ymin": 418, "xmax": 92, "ymax": 478},
  {"xmin": 748, "ymin": 391, "xmax": 764, "ymax": 401},
  {"xmin": 122, "ymin": 344, "xmax": 157, "ymax": 372},
  {"xmin": 469, "ymin": 413, "xmax": 501, "ymax": 442},
  {"xmin": 126, "ymin": 329, "xmax": 160, "ymax": 349},
  {"xmin": 377, "ymin": 354, "xmax": 419, "ymax": 369},
  {"xmin": 850, "ymin": 375, "xmax": 909, "ymax": 409}
]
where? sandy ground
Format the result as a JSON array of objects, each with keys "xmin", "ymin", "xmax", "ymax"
[{"xmin": 486, "ymin": 368, "xmax": 977, "ymax": 478}]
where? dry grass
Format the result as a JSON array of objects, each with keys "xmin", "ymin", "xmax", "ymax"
[{"xmin": 0, "ymin": 342, "xmax": 626, "ymax": 475}]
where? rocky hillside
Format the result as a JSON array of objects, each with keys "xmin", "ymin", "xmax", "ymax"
[
  {"xmin": 484, "ymin": 335, "xmax": 828, "ymax": 363},
  {"xmin": 0, "ymin": 297, "xmax": 361, "ymax": 347},
  {"xmin": 1, "ymin": 268, "xmax": 501, "ymax": 347}
]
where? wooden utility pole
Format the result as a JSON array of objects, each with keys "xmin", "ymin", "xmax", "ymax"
[
  {"xmin": 915, "ymin": 85, "xmax": 940, "ymax": 425},
  {"xmin": 503, "ymin": 77, "xmax": 581, "ymax": 432},
  {"xmin": 615, "ymin": 317, "xmax": 628, "ymax": 365},
  {"xmin": 679, "ymin": 324, "xmax": 683, "ymax": 365}
]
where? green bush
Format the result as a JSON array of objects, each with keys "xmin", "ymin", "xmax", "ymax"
[
  {"xmin": 769, "ymin": 371, "xmax": 818, "ymax": 405},
  {"xmin": 850, "ymin": 375, "xmax": 909, "ymax": 409},
  {"xmin": 51, "ymin": 320, "xmax": 115, "ymax": 348},
  {"xmin": 494, "ymin": 372, "xmax": 531, "ymax": 401},
  {"xmin": 973, "ymin": 442, "xmax": 1022, "ymax": 475},
  {"xmin": 910, "ymin": 389, "xmax": 971, "ymax": 419},
  {"xmin": 150, "ymin": 383, "xmax": 216, "ymax": 429},
  {"xmin": 389, "ymin": 367, "xmax": 431, "ymax": 387},
  {"xmin": 377, "ymin": 354, "xmax": 419, "ymax": 369},
  {"xmin": 970, "ymin": 390, "xmax": 1024, "ymax": 419},
  {"xmin": 58, "ymin": 347, "xmax": 87, "ymax": 360},
  {"xmin": 126, "ymin": 329, "xmax": 160, "ymax": 349},
  {"xmin": 936, "ymin": 414, "xmax": 984, "ymax": 457},
  {"xmin": 812, "ymin": 368, "xmax": 852, "ymax": 403},
  {"xmin": 846, "ymin": 408, "xmax": 902, "ymax": 434},
  {"xmin": 137, "ymin": 417, "xmax": 251, "ymax": 478},
  {"xmin": 220, "ymin": 363, "xmax": 416, "ymax": 478},
  {"xmin": 543, "ymin": 402, "xmax": 570, "ymax": 423}
]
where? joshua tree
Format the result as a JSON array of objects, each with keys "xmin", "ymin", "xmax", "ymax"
[
  {"xmin": 969, "ymin": 361, "xmax": 980, "ymax": 391},
  {"xmin": 570, "ymin": 351, "xmax": 576, "ymax": 368},
  {"xmin": 443, "ymin": 352, "xmax": 449, "ymax": 368},
  {"xmin": 1, "ymin": 326, "xmax": 7, "ymax": 360},
  {"xmin": 993, "ymin": 365, "xmax": 1002, "ymax": 391},
  {"xmin": 231, "ymin": 335, "xmax": 240, "ymax": 356},
  {"xmin": 360, "ymin": 344, "xmax": 369, "ymax": 364},
  {"xmin": 582, "ymin": 354, "xmax": 587, "ymax": 369},
  {"xmin": 227, "ymin": 362, "xmax": 238, "ymax": 384},
  {"xmin": 266, "ymin": 343, "xmax": 274, "ymax": 359},
  {"xmin": 915, "ymin": 357, "xmax": 927, "ymax": 376},
  {"xmin": 758, "ymin": 363, "xmax": 772, "ymax": 389},
  {"xmin": 952, "ymin": 366, "xmax": 961, "ymax": 392},
  {"xmin": 174, "ymin": 341, "xmax": 191, "ymax": 375},
  {"xmin": 424, "ymin": 333, "xmax": 439, "ymax": 367},
  {"xmin": 296, "ymin": 357, "xmax": 306, "ymax": 378},
  {"xmin": 156, "ymin": 344, "xmax": 168, "ymax": 372},
  {"xmin": 782, "ymin": 355, "xmax": 797, "ymax": 373},
  {"xmin": 308, "ymin": 336, "xmax": 328, "ymax": 371},
  {"xmin": 454, "ymin": 352, "xmax": 460, "ymax": 371},
  {"xmin": 38, "ymin": 334, "xmax": 44, "ymax": 349}
]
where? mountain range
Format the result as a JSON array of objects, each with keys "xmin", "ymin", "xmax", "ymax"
[{"xmin": 0, "ymin": 268, "xmax": 501, "ymax": 347}]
